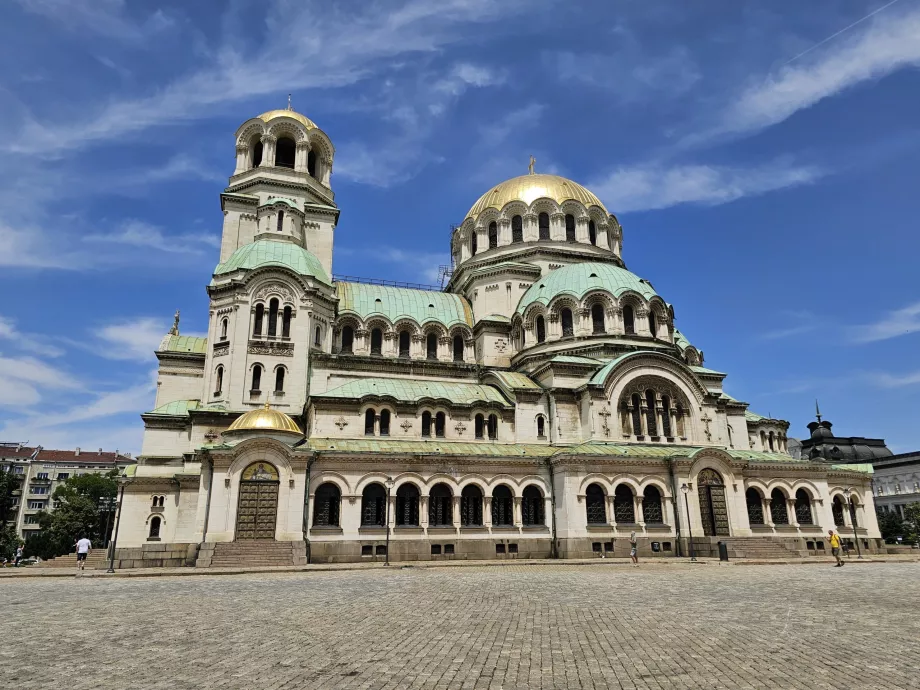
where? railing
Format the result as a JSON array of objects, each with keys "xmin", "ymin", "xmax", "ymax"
[{"xmin": 332, "ymin": 274, "xmax": 442, "ymax": 291}]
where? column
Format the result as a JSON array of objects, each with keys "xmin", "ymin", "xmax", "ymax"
[
  {"xmin": 452, "ymin": 496, "xmax": 461, "ymax": 528},
  {"xmin": 607, "ymin": 495, "xmax": 617, "ymax": 528},
  {"xmin": 544, "ymin": 497, "xmax": 553, "ymax": 531},
  {"xmin": 483, "ymin": 497, "xmax": 493, "ymax": 528},
  {"xmin": 639, "ymin": 401, "xmax": 649, "ymax": 437},
  {"xmin": 654, "ymin": 402, "xmax": 664, "ymax": 438},
  {"xmin": 234, "ymin": 144, "xmax": 248, "ymax": 174},
  {"xmin": 763, "ymin": 498, "xmax": 774, "ymax": 527},
  {"xmin": 669, "ymin": 408, "xmax": 678, "ymax": 439},
  {"xmin": 420, "ymin": 495, "xmax": 429, "ymax": 529},
  {"xmin": 787, "ymin": 498, "xmax": 798, "ymax": 528},
  {"xmin": 513, "ymin": 496, "xmax": 522, "ymax": 527},
  {"xmin": 387, "ymin": 494, "xmax": 396, "ymax": 528},
  {"xmin": 575, "ymin": 217, "xmax": 590, "ymax": 243},
  {"xmin": 321, "ymin": 157, "xmax": 332, "ymax": 186},
  {"xmin": 260, "ymin": 135, "xmax": 276, "ymax": 167},
  {"xmin": 295, "ymin": 141, "xmax": 310, "ymax": 172},
  {"xmin": 635, "ymin": 495, "xmax": 645, "ymax": 527}
]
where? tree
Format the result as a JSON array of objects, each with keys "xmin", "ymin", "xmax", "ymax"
[
  {"xmin": 877, "ymin": 509, "xmax": 907, "ymax": 543},
  {"xmin": 0, "ymin": 467, "xmax": 23, "ymax": 560}
]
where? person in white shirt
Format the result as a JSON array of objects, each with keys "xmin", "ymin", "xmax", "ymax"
[{"xmin": 75, "ymin": 536, "xmax": 92, "ymax": 572}]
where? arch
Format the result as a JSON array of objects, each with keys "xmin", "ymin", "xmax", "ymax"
[
  {"xmin": 428, "ymin": 483, "xmax": 453, "ymax": 526},
  {"xmin": 282, "ymin": 306, "xmax": 292, "ymax": 338},
  {"xmin": 511, "ymin": 215, "xmax": 523, "ymax": 243},
  {"xmin": 274, "ymin": 366, "xmax": 285, "ymax": 393},
  {"xmin": 536, "ymin": 414, "xmax": 546, "ymax": 438},
  {"xmin": 522, "ymin": 485, "xmax": 544, "ymax": 526},
  {"xmin": 396, "ymin": 482, "xmax": 420, "ymax": 526},
  {"xmin": 461, "ymin": 484, "xmax": 483, "ymax": 526},
  {"xmin": 832, "ymin": 495, "xmax": 846, "ymax": 527},
  {"xmin": 794, "ymin": 488, "xmax": 813, "ymax": 525},
  {"xmin": 487, "ymin": 414, "xmax": 498, "ymax": 441},
  {"xmin": 250, "ymin": 363, "xmax": 263, "ymax": 392},
  {"xmin": 421, "ymin": 411, "xmax": 433, "ymax": 437},
  {"xmin": 622, "ymin": 304, "xmax": 635, "ymax": 334},
  {"xmin": 214, "ymin": 365, "xmax": 224, "ymax": 395},
  {"xmin": 307, "ymin": 149, "xmax": 317, "ymax": 178},
  {"xmin": 648, "ymin": 312, "xmax": 657, "ymax": 337},
  {"xmin": 398, "ymin": 330, "xmax": 411, "ymax": 358},
  {"xmin": 770, "ymin": 488, "xmax": 789, "ymax": 524},
  {"xmin": 361, "ymin": 483, "xmax": 386, "ymax": 526},
  {"xmin": 314, "ymin": 324, "xmax": 322, "ymax": 347},
  {"xmin": 560, "ymin": 308, "xmax": 574, "ymax": 337},
  {"xmin": 642, "ymin": 485, "xmax": 664, "ymax": 523},
  {"xmin": 253, "ymin": 303, "xmax": 264, "ymax": 337},
  {"xmin": 434, "ymin": 411, "xmax": 446, "ymax": 438},
  {"xmin": 148, "ymin": 516, "xmax": 161, "ymax": 539},
  {"xmin": 585, "ymin": 483, "xmax": 607, "ymax": 525},
  {"xmin": 488, "ymin": 221, "xmax": 498, "ymax": 249},
  {"xmin": 379, "ymin": 409, "xmax": 391, "ymax": 436},
  {"xmin": 341, "ymin": 325, "xmax": 354, "ymax": 353},
  {"xmin": 370, "ymin": 327, "xmax": 383, "ymax": 355},
  {"xmin": 426, "ymin": 332, "xmax": 438, "ymax": 360},
  {"xmin": 588, "ymin": 220, "xmax": 597, "ymax": 245},
  {"xmin": 474, "ymin": 413, "xmax": 485, "ymax": 439},
  {"xmin": 250, "ymin": 135, "xmax": 264, "ymax": 167},
  {"xmin": 613, "ymin": 484, "xmax": 635, "ymax": 523},
  {"xmin": 267, "ymin": 298, "xmax": 279, "ymax": 337},
  {"xmin": 491, "ymin": 485, "xmax": 514, "ymax": 526},
  {"xmin": 536, "ymin": 315, "xmax": 546, "ymax": 343},
  {"xmin": 220, "ymin": 318, "xmax": 228, "ymax": 340},
  {"xmin": 746, "ymin": 487, "xmax": 765, "ymax": 525},
  {"xmin": 452, "ymin": 334, "xmax": 465, "ymax": 362},
  {"xmin": 696, "ymin": 468, "xmax": 729, "ymax": 536},
  {"xmin": 591, "ymin": 303, "xmax": 605, "ymax": 334},
  {"xmin": 236, "ymin": 461, "xmax": 280, "ymax": 540},
  {"xmin": 538, "ymin": 212, "xmax": 550, "ymax": 240},
  {"xmin": 364, "ymin": 409, "xmax": 376, "ymax": 436},
  {"xmin": 565, "ymin": 214, "xmax": 576, "ymax": 242},
  {"xmin": 275, "ymin": 136, "xmax": 296, "ymax": 168},
  {"xmin": 312, "ymin": 482, "xmax": 340, "ymax": 527}
]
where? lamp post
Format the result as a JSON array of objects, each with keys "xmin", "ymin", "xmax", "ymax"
[
  {"xmin": 681, "ymin": 483, "xmax": 697, "ymax": 562},
  {"xmin": 844, "ymin": 487, "xmax": 863, "ymax": 559},
  {"xmin": 99, "ymin": 496, "xmax": 116, "ymax": 550},
  {"xmin": 384, "ymin": 476, "xmax": 394, "ymax": 566},
  {"xmin": 106, "ymin": 477, "xmax": 128, "ymax": 573}
]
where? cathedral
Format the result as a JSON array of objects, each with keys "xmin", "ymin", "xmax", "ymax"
[{"xmin": 115, "ymin": 105, "xmax": 881, "ymax": 568}]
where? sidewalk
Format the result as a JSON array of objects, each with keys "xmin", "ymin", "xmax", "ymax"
[{"xmin": 2, "ymin": 553, "xmax": 917, "ymax": 580}]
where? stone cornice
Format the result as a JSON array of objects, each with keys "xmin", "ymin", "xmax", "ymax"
[{"xmin": 311, "ymin": 352, "xmax": 480, "ymax": 378}]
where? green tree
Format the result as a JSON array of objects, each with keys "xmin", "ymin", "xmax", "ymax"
[
  {"xmin": 0, "ymin": 467, "xmax": 24, "ymax": 560},
  {"xmin": 877, "ymin": 509, "xmax": 907, "ymax": 543}
]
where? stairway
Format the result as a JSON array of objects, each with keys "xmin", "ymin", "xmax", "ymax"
[
  {"xmin": 201, "ymin": 540, "xmax": 306, "ymax": 568},
  {"xmin": 37, "ymin": 551, "xmax": 109, "ymax": 569},
  {"xmin": 718, "ymin": 537, "xmax": 804, "ymax": 559}
]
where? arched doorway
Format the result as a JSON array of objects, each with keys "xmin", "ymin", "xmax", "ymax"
[
  {"xmin": 697, "ymin": 469, "xmax": 729, "ymax": 536},
  {"xmin": 236, "ymin": 462, "xmax": 280, "ymax": 540}
]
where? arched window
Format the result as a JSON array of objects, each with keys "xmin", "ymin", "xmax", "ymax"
[
  {"xmin": 487, "ymin": 414, "xmax": 498, "ymax": 440},
  {"xmin": 364, "ymin": 409, "xmax": 376, "ymax": 436},
  {"xmin": 536, "ymin": 415, "xmax": 545, "ymax": 438},
  {"xmin": 361, "ymin": 483, "xmax": 386, "ymax": 526},
  {"xmin": 251, "ymin": 138, "xmax": 263, "ymax": 167},
  {"xmin": 613, "ymin": 484, "xmax": 635, "ymax": 523},
  {"xmin": 642, "ymin": 390, "xmax": 657, "ymax": 436},
  {"xmin": 253, "ymin": 304, "xmax": 264, "ymax": 337},
  {"xmin": 396, "ymin": 484, "xmax": 420, "ymax": 526},
  {"xmin": 538, "ymin": 212, "xmax": 550, "ymax": 240},
  {"xmin": 453, "ymin": 334, "xmax": 464, "ymax": 362},
  {"xmin": 341, "ymin": 326, "xmax": 354, "ymax": 353},
  {"xmin": 630, "ymin": 393, "xmax": 642, "ymax": 436},
  {"xmin": 312, "ymin": 483, "xmax": 341, "ymax": 527},
  {"xmin": 561, "ymin": 308, "xmax": 574, "ymax": 337},
  {"xmin": 461, "ymin": 485, "xmax": 483, "ymax": 526},
  {"xmin": 435, "ymin": 412, "xmax": 446, "ymax": 438},
  {"xmin": 768, "ymin": 432, "xmax": 775, "ymax": 452},
  {"xmin": 832, "ymin": 496, "xmax": 845, "ymax": 527},
  {"xmin": 795, "ymin": 489, "xmax": 813, "ymax": 525},
  {"xmin": 275, "ymin": 136, "xmax": 295, "ymax": 168},
  {"xmin": 220, "ymin": 318, "xmax": 228, "ymax": 340},
  {"xmin": 267, "ymin": 298, "xmax": 279, "ymax": 337},
  {"xmin": 251, "ymin": 364, "xmax": 262, "ymax": 392},
  {"xmin": 314, "ymin": 325, "xmax": 321, "ymax": 347},
  {"xmin": 623, "ymin": 304, "xmax": 635, "ymax": 334},
  {"xmin": 746, "ymin": 488, "xmax": 764, "ymax": 525},
  {"xmin": 565, "ymin": 214, "xmax": 576, "ymax": 242},
  {"xmin": 399, "ymin": 330, "xmax": 410, "ymax": 358},
  {"xmin": 511, "ymin": 215, "xmax": 523, "ymax": 243},
  {"xmin": 675, "ymin": 402, "xmax": 685, "ymax": 437},
  {"xmin": 277, "ymin": 210, "xmax": 285, "ymax": 232},
  {"xmin": 274, "ymin": 367, "xmax": 285, "ymax": 393},
  {"xmin": 770, "ymin": 489, "xmax": 789, "ymax": 525},
  {"xmin": 474, "ymin": 414, "xmax": 484, "ymax": 439},
  {"xmin": 491, "ymin": 485, "xmax": 513, "ymax": 526},
  {"xmin": 148, "ymin": 516, "xmax": 161, "ymax": 539},
  {"xmin": 522, "ymin": 486, "xmax": 544, "ymax": 526},
  {"xmin": 488, "ymin": 222, "xmax": 498, "ymax": 248},
  {"xmin": 660, "ymin": 395, "xmax": 672, "ymax": 437},
  {"xmin": 849, "ymin": 498, "xmax": 859, "ymax": 527},
  {"xmin": 370, "ymin": 328, "xmax": 383, "ymax": 355},
  {"xmin": 426, "ymin": 333, "xmax": 438, "ymax": 360},
  {"xmin": 379, "ymin": 409, "xmax": 391, "ymax": 436},
  {"xmin": 588, "ymin": 220, "xmax": 597, "ymax": 245},
  {"xmin": 282, "ymin": 306, "xmax": 292, "ymax": 338},
  {"xmin": 591, "ymin": 304, "xmax": 605, "ymax": 334},
  {"xmin": 648, "ymin": 312, "xmax": 657, "ymax": 337},
  {"xmin": 307, "ymin": 150, "xmax": 317, "ymax": 178},
  {"xmin": 536, "ymin": 315, "xmax": 546, "ymax": 343},
  {"xmin": 421, "ymin": 411, "xmax": 432, "ymax": 437},
  {"xmin": 214, "ymin": 366, "xmax": 224, "ymax": 395},
  {"xmin": 585, "ymin": 484, "xmax": 606, "ymax": 524},
  {"xmin": 642, "ymin": 486, "xmax": 663, "ymax": 523},
  {"xmin": 429, "ymin": 483, "xmax": 452, "ymax": 526}
]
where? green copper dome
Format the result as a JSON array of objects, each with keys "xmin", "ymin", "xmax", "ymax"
[
  {"xmin": 516, "ymin": 262, "xmax": 658, "ymax": 314},
  {"xmin": 214, "ymin": 240, "xmax": 330, "ymax": 284}
]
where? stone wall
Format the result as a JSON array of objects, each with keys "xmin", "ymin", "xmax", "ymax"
[{"xmin": 112, "ymin": 542, "xmax": 198, "ymax": 569}]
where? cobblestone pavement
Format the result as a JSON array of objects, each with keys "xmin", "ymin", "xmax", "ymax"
[{"xmin": 2, "ymin": 563, "xmax": 919, "ymax": 690}]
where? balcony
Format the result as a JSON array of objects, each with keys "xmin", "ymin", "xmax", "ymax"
[
  {"xmin": 247, "ymin": 339, "xmax": 294, "ymax": 357},
  {"xmin": 31, "ymin": 477, "xmax": 52, "ymax": 485}
]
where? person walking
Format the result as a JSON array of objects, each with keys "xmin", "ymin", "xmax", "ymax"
[
  {"xmin": 629, "ymin": 531, "xmax": 639, "ymax": 567},
  {"xmin": 75, "ymin": 535, "xmax": 92, "ymax": 573},
  {"xmin": 828, "ymin": 529, "xmax": 844, "ymax": 567},
  {"xmin": 14, "ymin": 544, "xmax": 23, "ymax": 567}
]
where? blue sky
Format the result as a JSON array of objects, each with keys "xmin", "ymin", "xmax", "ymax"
[{"xmin": 2, "ymin": 0, "xmax": 920, "ymax": 455}]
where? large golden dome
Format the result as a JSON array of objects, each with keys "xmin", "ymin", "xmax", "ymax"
[
  {"xmin": 258, "ymin": 108, "xmax": 317, "ymax": 131},
  {"xmin": 227, "ymin": 402, "xmax": 301, "ymax": 435},
  {"xmin": 466, "ymin": 173, "xmax": 609, "ymax": 221}
]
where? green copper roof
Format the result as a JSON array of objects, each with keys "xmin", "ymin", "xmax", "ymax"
[
  {"xmin": 263, "ymin": 197, "xmax": 300, "ymax": 210},
  {"xmin": 550, "ymin": 355, "xmax": 603, "ymax": 366},
  {"xmin": 673, "ymin": 329, "xmax": 693, "ymax": 353},
  {"xmin": 159, "ymin": 335, "xmax": 208, "ymax": 354},
  {"xmin": 830, "ymin": 463, "xmax": 874, "ymax": 474},
  {"xmin": 486, "ymin": 371, "xmax": 542, "ymax": 390},
  {"xmin": 516, "ymin": 262, "xmax": 658, "ymax": 315},
  {"xmin": 690, "ymin": 365, "xmax": 726, "ymax": 376},
  {"xmin": 147, "ymin": 399, "xmax": 200, "ymax": 416},
  {"xmin": 214, "ymin": 240, "xmax": 330, "ymax": 284},
  {"xmin": 317, "ymin": 378, "xmax": 510, "ymax": 407},
  {"xmin": 745, "ymin": 410, "xmax": 766, "ymax": 422},
  {"xmin": 336, "ymin": 282, "xmax": 473, "ymax": 328},
  {"xmin": 588, "ymin": 353, "xmax": 635, "ymax": 385}
]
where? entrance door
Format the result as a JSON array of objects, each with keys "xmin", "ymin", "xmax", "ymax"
[
  {"xmin": 697, "ymin": 468, "xmax": 729, "ymax": 536},
  {"xmin": 235, "ymin": 462, "xmax": 280, "ymax": 540}
]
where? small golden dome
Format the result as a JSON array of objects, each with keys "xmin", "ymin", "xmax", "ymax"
[
  {"xmin": 227, "ymin": 402, "xmax": 301, "ymax": 435},
  {"xmin": 466, "ymin": 173, "xmax": 609, "ymax": 222},
  {"xmin": 258, "ymin": 109, "xmax": 318, "ymax": 131}
]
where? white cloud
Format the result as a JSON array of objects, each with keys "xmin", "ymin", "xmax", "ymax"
[
  {"xmin": 0, "ymin": 222, "xmax": 92, "ymax": 269},
  {"xmin": 589, "ymin": 160, "xmax": 822, "ymax": 213},
  {"xmin": 866, "ymin": 370, "xmax": 920, "ymax": 388},
  {"xmin": 0, "ymin": 354, "xmax": 80, "ymax": 407},
  {"xmin": 848, "ymin": 301, "xmax": 920, "ymax": 343},
  {"xmin": 15, "ymin": 0, "xmax": 174, "ymax": 41},
  {"xmin": 0, "ymin": 316, "xmax": 64, "ymax": 357},
  {"xmin": 95, "ymin": 317, "xmax": 173, "ymax": 362},
  {"xmin": 84, "ymin": 220, "xmax": 220, "ymax": 254},
  {"xmin": 478, "ymin": 104, "xmax": 545, "ymax": 149},
  {"xmin": 356, "ymin": 247, "xmax": 449, "ymax": 285},
  {"xmin": 432, "ymin": 63, "xmax": 503, "ymax": 99}
]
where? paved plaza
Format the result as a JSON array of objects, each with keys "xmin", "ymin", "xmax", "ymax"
[{"xmin": 2, "ymin": 562, "xmax": 919, "ymax": 689}]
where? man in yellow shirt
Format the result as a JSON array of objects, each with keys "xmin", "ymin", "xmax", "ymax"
[{"xmin": 828, "ymin": 530, "xmax": 844, "ymax": 566}]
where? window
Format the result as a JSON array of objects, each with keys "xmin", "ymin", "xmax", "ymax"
[
  {"xmin": 591, "ymin": 304, "xmax": 605, "ymax": 334},
  {"xmin": 277, "ymin": 210, "xmax": 284, "ymax": 232},
  {"xmin": 314, "ymin": 325, "xmax": 321, "ymax": 347},
  {"xmin": 536, "ymin": 315, "xmax": 546, "ymax": 343},
  {"xmin": 586, "ymin": 484, "xmax": 606, "ymax": 524},
  {"xmin": 832, "ymin": 496, "xmax": 845, "ymax": 527},
  {"xmin": 648, "ymin": 312, "xmax": 657, "ymax": 337},
  {"xmin": 28, "ymin": 500, "xmax": 45, "ymax": 510},
  {"xmin": 660, "ymin": 395, "xmax": 673, "ymax": 437},
  {"xmin": 795, "ymin": 489, "xmax": 813, "ymax": 525},
  {"xmin": 370, "ymin": 328, "xmax": 383, "ymax": 355},
  {"xmin": 214, "ymin": 366, "xmax": 224, "ymax": 395},
  {"xmin": 474, "ymin": 414, "xmax": 484, "ymax": 439},
  {"xmin": 361, "ymin": 484, "xmax": 386, "ymax": 526},
  {"xmin": 426, "ymin": 333, "xmax": 438, "ymax": 360},
  {"xmin": 613, "ymin": 484, "xmax": 635, "ymax": 523},
  {"xmin": 488, "ymin": 222, "xmax": 497, "ymax": 249},
  {"xmin": 521, "ymin": 486, "xmax": 543, "ymax": 526},
  {"xmin": 275, "ymin": 136, "xmax": 295, "ymax": 168},
  {"xmin": 307, "ymin": 150, "xmax": 317, "ymax": 177},
  {"xmin": 538, "ymin": 212, "xmax": 550, "ymax": 240},
  {"xmin": 453, "ymin": 335, "xmax": 464, "ymax": 362},
  {"xmin": 421, "ymin": 411, "xmax": 432, "ymax": 437},
  {"xmin": 379, "ymin": 410, "xmax": 391, "ymax": 436},
  {"xmin": 267, "ymin": 298, "xmax": 279, "ymax": 337},
  {"xmin": 642, "ymin": 486, "xmax": 664, "ymax": 523},
  {"xmin": 623, "ymin": 305, "xmax": 635, "ymax": 334},
  {"xmin": 429, "ymin": 483, "xmax": 452, "ymax": 526},
  {"xmin": 511, "ymin": 215, "xmax": 523, "ymax": 243},
  {"xmin": 536, "ymin": 415, "xmax": 545, "ymax": 438},
  {"xmin": 274, "ymin": 367, "xmax": 285, "ymax": 393},
  {"xmin": 461, "ymin": 485, "xmax": 483, "ymax": 526},
  {"xmin": 341, "ymin": 326, "xmax": 354, "ymax": 353},
  {"xmin": 365, "ymin": 409, "xmax": 376, "ymax": 436},
  {"xmin": 396, "ymin": 484, "xmax": 420, "ymax": 526},
  {"xmin": 282, "ymin": 307, "xmax": 292, "ymax": 338},
  {"xmin": 561, "ymin": 308, "xmax": 574, "ymax": 337},
  {"xmin": 24, "ymin": 515, "xmax": 39, "ymax": 524},
  {"xmin": 492, "ymin": 485, "xmax": 513, "ymax": 526},
  {"xmin": 588, "ymin": 220, "xmax": 596, "ymax": 245},
  {"xmin": 565, "ymin": 214, "xmax": 576, "ymax": 242},
  {"xmin": 644, "ymin": 390, "xmax": 657, "ymax": 436},
  {"xmin": 487, "ymin": 414, "xmax": 498, "ymax": 440},
  {"xmin": 849, "ymin": 499, "xmax": 859, "ymax": 527},
  {"xmin": 399, "ymin": 330, "xmax": 410, "ymax": 358},
  {"xmin": 220, "ymin": 318, "xmax": 228, "ymax": 340},
  {"xmin": 148, "ymin": 516, "xmax": 161, "ymax": 539},
  {"xmin": 770, "ymin": 489, "xmax": 789, "ymax": 525},
  {"xmin": 253, "ymin": 304, "xmax": 264, "ymax": 337},
  {"xmin": 36, "ymin": 472, "xmax": 48, "ymax": 479},
  {"xmin": 251, "ymin": 364, "xmax": 262, "ymax": 392},
  {"xmin": 470, "ymin": 230, "xmax": 477, "ymax": 256},
  {"xmin": 56, "ymin": 473, "xmax": 69, "ymax": 481},
  {"xmin": 768, "ymin": 432, "xmax": 775, "ymax": 452},
  {"xmin": 251, "ymin": 138, "xmax": 263, "ymax": 167},
  {"xmin": 312, "ymin": 483, "xmax": 340, "ymax": 527},
  {"xmin": 435, "ymin": 412, "xmax": 446, "ymax": 438},
  {"xmin": 31, "ymin": 487, "xmax": 48, "ymax": 495}
]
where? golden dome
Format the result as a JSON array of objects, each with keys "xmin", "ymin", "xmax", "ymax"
[
  {"xmin": 227, "ymin": 402, "xmax": 301, "ymax": 435},
  {"xmin": 466, "ymin": 173, "xmax": 609, "ymax": 221},
  {"xmin": 258, "ymin": 108, "xmax": 317, "ymax": 131}
]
